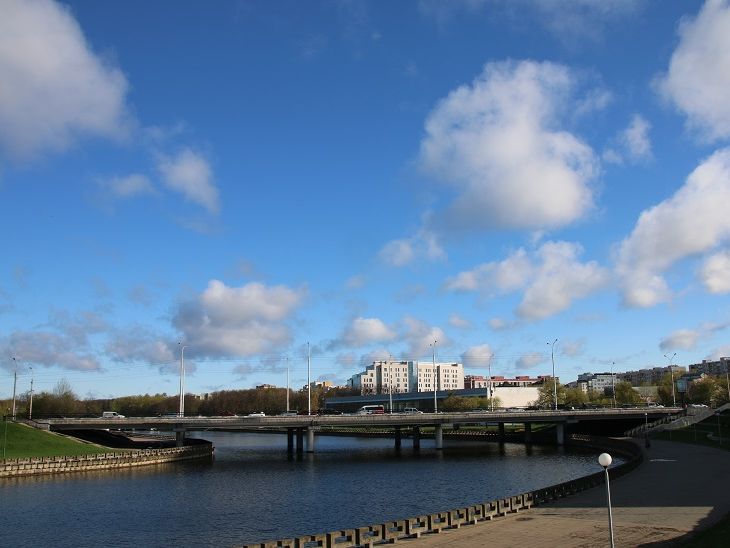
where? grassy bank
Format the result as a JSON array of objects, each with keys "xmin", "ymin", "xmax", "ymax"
[{"xmin": 0, "ymin": 422, "xmax": 110, "ymax": 459}]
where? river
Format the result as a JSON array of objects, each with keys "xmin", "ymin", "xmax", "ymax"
[{"xmin": 2, "ymin": 432, "xmax": 612, "ymax": 547}]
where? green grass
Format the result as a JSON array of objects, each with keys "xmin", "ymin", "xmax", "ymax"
[
  {"xmin": 0, "ymin": 422, "xmax": 111, "ymax": 459},
  {"xmin": 653, "ymin": 415, "xmax": 730, "ymax": 451}
]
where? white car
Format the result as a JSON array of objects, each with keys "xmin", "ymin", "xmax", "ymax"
[{"xmin": 246, "ymin": 412, "xmax": 266, "ymax": 417}]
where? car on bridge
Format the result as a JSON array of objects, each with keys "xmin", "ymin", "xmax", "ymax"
[{"xmin": 246, "ymin": 412, "xmax": 266, "ymax": 417}]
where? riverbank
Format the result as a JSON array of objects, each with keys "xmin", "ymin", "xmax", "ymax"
[{"xmin": 405, "ymin": 439, "xmax": 730, "ymax": 547}]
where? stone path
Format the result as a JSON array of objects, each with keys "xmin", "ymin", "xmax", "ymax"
[{"xmin": 405, "ymin": 439, "xmax": 730, "ymax": 547}]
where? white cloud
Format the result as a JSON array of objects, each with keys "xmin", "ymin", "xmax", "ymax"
[
  {"xmin": 461, "ymin": 344, "xmax": 493, "ymax": 369},
  {"xmin": 446, "ymin": 241, "xmax": 608, "ymax": 320},
  {"xmin": 100, "ymin": 174, "xmax": 155, "ymax": 199},
  {"xmin": 706, "ymin": 345, "xmax": 730, "ymax": 360},
  {"xmin": 621, "ymin": 114, "xmax": 652, "ymax": 161},
  {"xmin": 402, "ymin": 317, "xmax": 448, "ymax": 360},
  {"xmin": 561, "ymin": 339, "xmax": 585, "ymax": 357},
  {"xmin": 517, "ymin": 241, "xmax": 609, "ymax": 320},
  {"xmin": 157, "ymin": 148, "xmax": 220, "ymax": 214},
  {"xmin": 379, "ymin": 228, "xmax": 445, "ymax": 267},
  {"xmin": 420, "ymin": 60, "xmax": 598, "ymax": 231},
  {"xmin": 516, "ymin": 352, "xmax": 545, "ymax": 369},
  {"xmin": 445, "ymin": 248, "xmax": 532, "ymax": 293},
  {"xmin": 488, "ymin": 317, "xmax": 509, "ymax": 331},
  {"xmin": 105, "ymin": 328, "xmax": 177, "ymax": 373},
  {"xmin": 172, "ymin": 280, "xmax": 305, "ymax": 357},
  {"xmin": 659, "ymin": 329, "xmax": 700, "ymax": 352},
  {"xmin": 342, "ymin": 317, "xmax": 396, "ymax": 347},
  {"xmin": 617, "ymin": 148, "xmax": 730, "ymax": 306},
  {"xmin": 1, "ymin": 330, "xmax": 100, "ymax": 371},
  {"xmin": 0, "ymin": 0, "xmax": 131, "ymax": 159},
  {"xmin": 657, "ymin": 0, "xmax": 730, "ymax": 141},
  {"xmin": 700, "ymin": 250, "xmax": 730, "ymax": 293},
  {"xmin": 448, "ymin": 313, "xmax": 472, "ymax": 329}
]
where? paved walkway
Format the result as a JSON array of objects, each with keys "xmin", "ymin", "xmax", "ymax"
[{"xmin": 406, "ymin": 440, "xmax": 730, "ymax": 547}]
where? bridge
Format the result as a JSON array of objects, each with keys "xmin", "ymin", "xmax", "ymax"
[{"xmin": 40, "ymin": 407, "xmax": 680, "ymax": 453}]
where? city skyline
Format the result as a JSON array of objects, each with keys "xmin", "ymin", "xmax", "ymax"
[{"xmin": 2, "ymin": 0, "xmax": 730, "ymax": 399}]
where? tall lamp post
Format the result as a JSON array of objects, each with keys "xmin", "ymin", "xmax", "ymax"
[
  {"xmin": 285, "ymin": 357, "xmax": 290, "ymax": 413},
  {"xmin": 548, "ymin": 339, "xmax": 558, "ymax": 410},
  {"xmin": 28, "ymin": 366, "xmax": 34, "ymax": 421},
  {"xmin": 307, "ymin": 342, "xmax": 311, "ymax": 416},
  {"xmin": 611, "ymin": 361, "xmax": 616, "ymax": 409},
  {"xmin": 11, "ymin": 357, "xmax": 18, "ymax": 420},
  {"xmin": 488, "ymin": 353, "xmax": 494, "ymax": 411},
  {"xmin": 598, "ymin": 452, "xmax": 615, "ymax": 548},
  {"xmin": 664, "ymin": 352, "xmax": 677, "ymax": 407},
  {"xmin": 431, "ymin": 340, "xmax": 438, "ymax": 413},
  {"xmin": 179, "ymin": 343, "xmax": 188, "ymax": 417}
]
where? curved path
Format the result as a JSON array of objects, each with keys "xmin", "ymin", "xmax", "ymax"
[{"xmin": 406, "ymin": 440, "xmax": 729, "ymax": 547}]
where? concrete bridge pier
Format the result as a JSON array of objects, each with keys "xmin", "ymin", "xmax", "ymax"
[
  {"xmin": 286, "ymin": 428, "xmax": 294, "ymax": 454},
  {"xmin": 556, "ymin": 422, "xmax": 565, "ymax": 446},
  {"xmin": 498, "ymin": 423, "xmax": 505, "ymax": 442},
  {"xmin": 394, "ymin": 426, "xmax": 401, "ymax": 450},
  {"xmin": 306, "ymin": 426, "xmax": 315, "ymax": 453},
  {"xmin": 412, "ymin": 426, "xmax": 420, "ymax": 450},
  {"xmin": 434, "ymin": 425, "xmax": 443, "ymax": 450},
  {"xmin": 174, "ymin": 427, "xmax": 186, "ymax": 447},
  {"xmin": 296, "ymin": 427, "xmax": 304, "ymax": 455},
  {"xmin": 524, "ymin": 423, "xmax": 532, "ymax": 444}
]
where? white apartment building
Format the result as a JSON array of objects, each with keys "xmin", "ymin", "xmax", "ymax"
[
  {"xmin": 575, "ymin": 372, "xmax": 617, "ymax": 393},
  {"xmin": 348, "ymin": 360, "xmax": 464, "ymax": 395}
]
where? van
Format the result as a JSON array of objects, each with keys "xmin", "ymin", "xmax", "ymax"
[
  {"xmin": 356, "ymin": 405, "xmax": 385, "ymax": 415},
  {"xmin": 102, "ymin": 411, "xmax": 125, "ymax": 418},
  {"xmin": 402, "ymin": 407, "xmax": 423, "ymax": 414}
]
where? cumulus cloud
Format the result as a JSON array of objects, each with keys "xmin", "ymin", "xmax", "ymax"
[
  {"xmin": 0, "ymin": 0, "xmax": 131, "ymax": 160},
  {"xmin": 561, "ymin": 339, "xmax": 586, "ymax": 357},
  {"xmin": 379, "ymin": 228, "xmax": 445, "ymax": 267},
  {"xmin": 172, "ymin": 280, "xmax": 305, "ymax": 357},
  {"xmin": 700, "ymin": 250, "xmax": 730, "ymax": 293},
  {"xmin": 516, "ymin": 352, "xmax": 545, "ymax": 369},
  {"xmin": 1, "ymin": 330, "xmax": 100, "ymax": 371},
  {"xmin": 660, "ymin": 321, "xmax": 729, "ymax": 352},
  {"xmin": 657, "ymin": 0, "xmax": 730, "ymax": 141},
  {"xmin": 105, "ymin": 328, "xmax": 178, "ymax": 373},
  {"xmin": 461, "ymin": 344, "xmax": 493, "ymax": 369},
  {"xmin": 420, "ymin": 60, "xmax": 598, "ymax": 232},
  {"xmin": 157, "ymin": 148, "xmax": 220, "ymax": 214},
  {"xmin": 621, "ymin": 114, "xmax": 652, "ymax": 161},
  {"xmin": 706, "ymin": 345, "xmax": 730, "ymax": 360},
  {"xmin": 446, "ymin": 241, "xmax": 608, "ymax": 320},
  {"xmin": 341, "ymin": 317, "xmax": 397, "ymax": 347},
  {"xmin": 659, "ymin": 329, "xmax": 700, "ymax": 352},
  {"xmin": 402, "ymin": 317, "xmax": 448, "ymax": 360},
  {"xmin": 99, "ymin": 174, "xmax": 156, "ymax": 200},
  {"xmin": 517, "ymin": 241, "xmax": 609, "ymax": 320},
  {"xmin": 617, "ymin": 148, "xmax": 730, "ymax": 306},
  {"xmin": 449, "ymin": 313, "xmax": 472, "ymax": 329},
  {"xmin": 445, "ymin": 249, "xmax": 532, "ymax": 293}
]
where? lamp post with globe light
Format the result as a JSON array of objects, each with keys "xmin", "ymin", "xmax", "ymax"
[{"xmin": 598, "ymin": 452, "xmax": 615, "ymax": 548}]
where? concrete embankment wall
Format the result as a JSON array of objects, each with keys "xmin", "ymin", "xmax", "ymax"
[
  {"xmin": 241, "ymin": 435, "xmax": 642, "ymax": 548},
  {"xmin": 0, "ymin": 443, "xmax": 213, "ymax": 478}
]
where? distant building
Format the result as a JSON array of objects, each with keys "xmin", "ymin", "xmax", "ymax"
[
  {"xmin": 689, "ymin": 357, "xmax": 730, "ymax": 377},
  {"xmin": 574, "ymin": 372, "xmax": 618, "ymax": 394},
  {"xmin": 256, "ymin": 384, "xmax": 277, "ymax": 390},
  {"xmin": 617, "ymin": 365, "xmax": 686, "ymax": 386},
  {"xmin": 348, "ymin": 360, "xmax": 464, "ymax": 396},
  {"xmin": 464, "ymin": 375, "xmax": 555, "ymax": 389},
  {"xmin": 302, "ymin": 380, "xmax": 333, "ymax": 391}
]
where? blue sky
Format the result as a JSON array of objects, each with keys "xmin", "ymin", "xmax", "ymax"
[{"xmin": 2, "ymin": 0, "xmax": 730, "ymax": 400}]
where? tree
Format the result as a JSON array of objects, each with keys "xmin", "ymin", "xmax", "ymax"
[
  {"xmin": 533, "ymin": 378, "xmax": 566, "ymax": 408},
  {"xmin": 614, "ymin": 381, "xmax": 643, "ymax": 405}
]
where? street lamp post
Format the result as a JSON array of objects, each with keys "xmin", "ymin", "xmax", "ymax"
[
  {"xmin": 488, "ymin": 353, "xmax": 494, "ymax": 412},
  {"xmin": 611, "ymin": 361, "xmax": 616, "ymax": 409},
  {"xmin": 644, "ymin": 412, "xmax": 650, "ymax": 448},
  {"xmin": 179, "ymin": 343, "xmax": 188, "ymax": 417},
  {"xmin": 307, "ymin": 342, "xmax": 311, "ymax": 416},
  {"xmin": 28, "ymin": 366, "xmax": 34, "ymax": 421},
  {"xmin": 598, "ymin": 452, "xmax": 615, "ymax": 548},
  {"xmin": 664, "ymin": 353, "xmax": 677, "ymax": 407},
  {"xmin": 286, "ymin": 357, "xmax": 290, "ymax": 413},
  {"xmin": 11, "ymin": 357, "xmax": 18, "ymax": 420},
  {"xmin": 548, "ymin": 339, "xmax": 558, "ymax": 410},
  {"xmin": 431, "ymin": 340, "xmax": 438, "ymax": 413}
]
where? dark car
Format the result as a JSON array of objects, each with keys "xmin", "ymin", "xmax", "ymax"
[{"xmin": 317, "ymin": 408, "xmax": 342, "ymax": 415}]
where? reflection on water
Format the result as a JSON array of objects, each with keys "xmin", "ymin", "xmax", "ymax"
[{"xmin": 2, "ymin": 432, "xmax": 610, "ymax": 547}]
